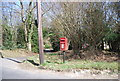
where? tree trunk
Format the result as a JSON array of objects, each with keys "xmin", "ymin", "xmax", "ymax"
[
  {"xmin": 0, "ymin": 4, "xmax": 3, "ymax": 48},
  {"xmin": 28, "ymin": 42, "xmax": 31, "ymax": 51},
  {"xmin": 27, "ymin": 22, "xmax": 34, "ymax": 51},
  {"xmin": 0, "ymin": 21, "xmax": 2, "ymax": 47},
  {"xmin": 101, "ymin": 40, "xmax": 104, "ymax": 50},
  {"xmin": 24, "ymin": 22, "xmax": 28, "ymax": 44}
]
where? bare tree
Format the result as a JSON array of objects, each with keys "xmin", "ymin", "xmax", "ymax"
[
  {"xmin": 48, "ymin": 2, "xmax": 114, "ymax": 57},
  {"xmin": 19, "ymin": 0, "xmax": 36, "ymax": 51}
]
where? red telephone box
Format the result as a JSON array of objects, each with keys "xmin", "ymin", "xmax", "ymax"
[{"xmin": 60, "ymin": 38, "xmax": 68, "ymax": 51}]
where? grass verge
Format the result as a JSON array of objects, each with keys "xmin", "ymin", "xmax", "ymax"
[{"xmin": 24, "ymin": 53, "xmax": 119, "ymax": 73}]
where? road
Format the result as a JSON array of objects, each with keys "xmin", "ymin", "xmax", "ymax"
[
  {"xmin": 0, "ymin": 58, "xmax": 70, "ymax": 79},
  {"xmin": 0, "ymin": 58, "xmax": 119, "ymax": 80}
]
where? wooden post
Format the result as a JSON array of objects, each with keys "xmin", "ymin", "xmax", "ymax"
[
  {"xmin": 36, "ymin": 0, "xmax": 44, "ymax": 64},
  {"xmin": 63, "ymin": 51, "xmax": 65, "ymax": 63}
]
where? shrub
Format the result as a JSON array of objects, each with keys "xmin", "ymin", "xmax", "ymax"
[
  {"xmin": 49, "ymin": 28, "xmax": 61, "ymax": 51},
  {"xmin": 2, "ymin": 25, "xmax": 17, "ymax": 50}
]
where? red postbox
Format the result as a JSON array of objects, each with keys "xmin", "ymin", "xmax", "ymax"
[{"xmin": 60, "ymin": 38, "xmax": 68, "ymax": 51}]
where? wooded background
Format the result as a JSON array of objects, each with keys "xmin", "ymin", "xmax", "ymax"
[{"xmin": 0, "ymin": 2, "xmax": 120, "ymax": 58}]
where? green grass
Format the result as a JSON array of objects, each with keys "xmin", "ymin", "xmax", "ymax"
[
  {"xmin": 24, "ymin": 53, "xmax": 118, "ymax": 72},
  {"xmin": 44, "ymin": 44, "xmax": 51, "ymax": 49},
  {"xmin": 41, "ymin": 60, "xmax": 118, "ymax": 71}
]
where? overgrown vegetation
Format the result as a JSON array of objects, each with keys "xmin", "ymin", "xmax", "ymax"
[{"xmin": 49, "ymin": 2, "xmax": 120, "ymax": 55}]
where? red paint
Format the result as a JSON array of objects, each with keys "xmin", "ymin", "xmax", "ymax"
[{"xmin": 60, "ymin": 38, "xmax": 68, "ymax": 51}]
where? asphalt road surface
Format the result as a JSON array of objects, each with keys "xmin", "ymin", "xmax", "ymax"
[
  {"xmin": 0, "ymin": 58, "xmax": 119, "ymax": 80},
  {"xmin": 0, "ymin": 58, "xmax": 70, "ymax": 79}
]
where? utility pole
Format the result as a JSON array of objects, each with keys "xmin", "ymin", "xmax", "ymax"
[
  {"xmin": 0, "ymin": 2, "xmax": 2, "ymax": 48},
  {"xmin": 36, "ymin": 0, "xmax": 44, "ymax": 64}
]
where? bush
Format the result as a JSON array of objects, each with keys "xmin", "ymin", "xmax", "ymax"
[
  {"xmin": 31, "ymin": 27, "xmax": 51, "ymax": 53},
  {"xmin": 31, "ymin": 26, "xmax": 39, "ymax": 53},
  {"xmin": 2, "ymin": 25, "xmax": 17, "ymax": 50},
  {"xmin": 17, "ymin": 26, "xmax": 26, "ymax": 49},
  {"xmin": 44, "ymin": 44, "xmax": 51, "ymax": 49},
  {"xmin": 104, "ymin": 28, "xmax": 120, "ymax": 51},
  {"xmin": 49, "ymin": 28, "xmax": 61, "ymax": 51}
]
